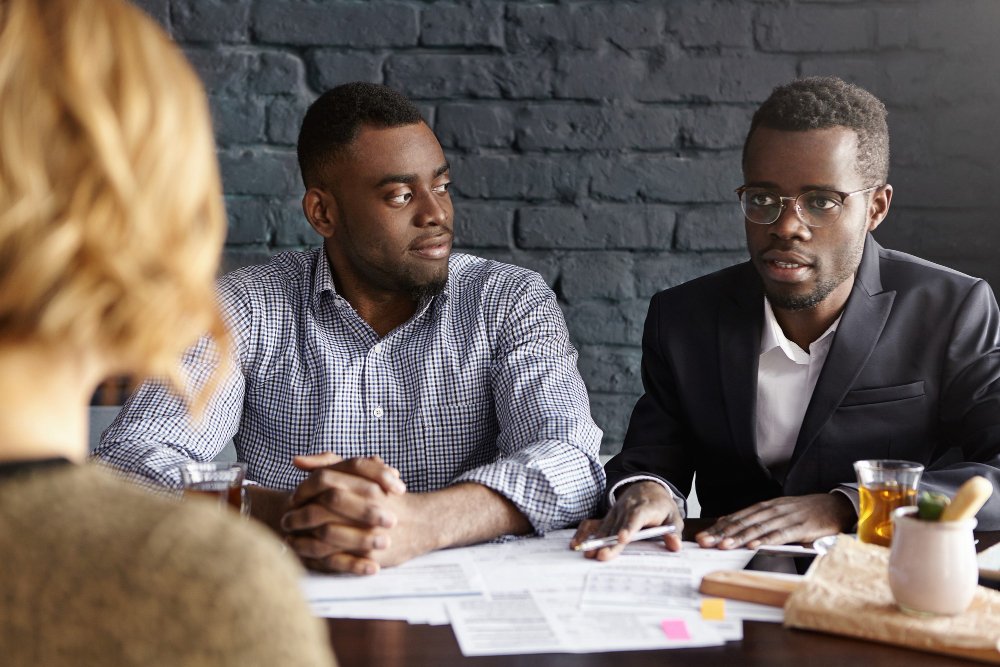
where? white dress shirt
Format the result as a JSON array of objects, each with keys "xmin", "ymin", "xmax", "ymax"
[{"xmin": 755, "ymin": 298, "xmax": 840, "ymax": 473}]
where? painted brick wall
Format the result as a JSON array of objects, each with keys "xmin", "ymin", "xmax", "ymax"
[{"xmin": 132, "ymin": 0, "xmax": 1000, "ymax": 455}]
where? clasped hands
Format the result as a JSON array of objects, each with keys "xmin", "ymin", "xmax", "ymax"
[
  {"xmin": 280, "ymin": 452, "xmax": 430, "ymax": 575},
  {"xmin": 570, "ymin": 481, "xmax": 855, "ymax": 560}
]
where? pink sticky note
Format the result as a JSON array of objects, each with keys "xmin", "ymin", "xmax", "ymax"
[{"xmin": 661, "ymin": 619, "xmax": 691, "ymax": 640}]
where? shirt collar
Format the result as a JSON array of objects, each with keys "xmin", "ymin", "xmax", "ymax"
[
  {"xmin": 760, "ymin": 297, "xmax": 841, "ymax": 364},
  {"xmin": 310, "ymin": 246, "xmax": 453, "ymax": 313},
  {"xmin": 311, "ymin": 246, "xmax": 338, "ymax": 307}
]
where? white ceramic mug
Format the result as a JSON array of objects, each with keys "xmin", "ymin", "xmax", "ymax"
[{"xmin": 888, "ymin": 506, "xmax": 978, "ymax": 616}]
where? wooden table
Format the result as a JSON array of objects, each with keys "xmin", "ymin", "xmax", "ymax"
[{"xmin": 327, "ymin": 521, "xmax": 1000, "ymax": 667}]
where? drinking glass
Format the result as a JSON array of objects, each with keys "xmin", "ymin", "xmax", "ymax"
[
  {"xmin": 853, "ymin": 459, "xmax": 923, "ymax": 546},
  {"xmin": 177, "ymin": 461, "xmax": 247, "ymax": 514}
]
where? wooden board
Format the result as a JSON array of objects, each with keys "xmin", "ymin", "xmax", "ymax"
[{"xmin": 698, "ymin": 570, "xmax": 804, "ymax": 607}]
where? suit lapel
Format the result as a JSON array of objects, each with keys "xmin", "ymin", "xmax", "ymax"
[
  {"xmin": 784, "ymin": 236, "xmax": 895, "ymax": 481},
  {"xmin": 718, "ymin": 263, "xmax": 765, "ymax": 469}
]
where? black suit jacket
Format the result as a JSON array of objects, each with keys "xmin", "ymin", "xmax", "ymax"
[{"xmin": 606, "ymin": 236, "xmax": 1000, "ymax": 528}]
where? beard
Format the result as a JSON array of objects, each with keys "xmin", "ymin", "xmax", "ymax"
[
  {"xmin": 408, "ymin": 274, "xmax": 448, "ymax": 303},
  {"xmin": 765, "ymin": 281, "xmax": 839, "ymax": 310},
  {"xmin": 764, "ymin": 275, "xmax": 842, "ymax": 310},
  {"xmin": 389, "ymin": 254, "xmax": 450, "ymax": 303}
]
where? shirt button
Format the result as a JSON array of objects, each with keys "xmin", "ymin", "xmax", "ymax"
[{"xmin": 372, "ymin": 406, "xmax": 384, "ymax": 419}]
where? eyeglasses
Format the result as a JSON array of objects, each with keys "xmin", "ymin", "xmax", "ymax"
[{"xmin": 735, "ymin": 185, "xmax": 882, "ymax": 228}]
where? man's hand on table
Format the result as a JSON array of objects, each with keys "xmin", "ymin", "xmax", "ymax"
[
  {"xmin": 569, "ymin": 480, "xmax": 683, "ymax": 561},
  {"xmin": 280, "ymin": 453, "xmax": 435, "ymax": 575},
  {"xmin": 695, "ymin": 493, "xmax": 855, "ymax": 549},
  {"xmin": 276, "ymin": 453, "xmax": 532, "ymax": 575}
]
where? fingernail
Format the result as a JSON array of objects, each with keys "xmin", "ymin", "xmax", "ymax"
[
  {"xmin": 700, "ymin": 534, "xmax": 717, "ymax": 545},
  {"xmin": 373, "ymin": 535, "xmax": 388, "ymax": 549},
  {"xmin": 720, "ymin": 538, "xmax": 735, "ymax": 549},
  {"xmin": 362, "ymin": 563, "xmax": 378, "ymax": 575}
]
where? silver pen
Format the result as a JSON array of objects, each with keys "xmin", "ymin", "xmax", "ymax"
[{"xmin": 573, "ymin": 525, "xmax": 678, "ymax": 552}]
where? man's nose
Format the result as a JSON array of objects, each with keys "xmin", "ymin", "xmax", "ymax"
[
  {"xmin": 414, "ymin": 190, "xmax": 449, "ymax": 227},
  {"xmin": 769, "ymin": 199, "xmax": 812, "ymax": 240}
]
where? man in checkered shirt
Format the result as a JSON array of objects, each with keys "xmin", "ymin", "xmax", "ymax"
[{"xmin": 95, "ymin": 82, "xmax": 604, "ymax": 573}]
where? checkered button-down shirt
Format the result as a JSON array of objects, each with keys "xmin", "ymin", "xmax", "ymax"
[{"xmin": 95, "ymin": 248, "xmax": 605, "ymax": 532}]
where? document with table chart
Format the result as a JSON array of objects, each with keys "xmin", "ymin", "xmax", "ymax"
[
  {"xmin": 301, "ymin": 547, "xmax": 483, "ymax": 624},
  {"xmin": 582, "ymin": 563, "xmax": 695, "ymax": 609},
  {"xmin": 303, "ymin": 529, "xmax": 781, "ymax": 654},
  {"xmin": 447, "ymin": 591, "xmax": 728, "ymax": 656}
]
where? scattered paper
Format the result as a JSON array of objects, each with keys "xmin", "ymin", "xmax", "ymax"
[
  {"xmin": 979, "ymin": 541, "xmax": 1000, "ymax": 580},
  {"xmin": 723, "ymin": 599, "xmax": 785, "ymax": 623},
  {"xmin": 447, "ymin": 592, "xmax": 727, "ymax": 656},
  {"xmin": 304, "ymin": 527, "xmax": 774, "ymax": 654},
  {"xmin": 708, "ymin": 618, "xmax": 744, "ymax": 641},
  {"xmin": 446, "ymin": 592, "xmax": 563, "ymax": 656},
  {"xmin": 301, "ymin": 548, "xmax": 481, "ymax": 603},
  {"xmin": 582, "ymin": 563, "xmax": 695, "ymax": 609},
  {"xmin": 309, "ymin": 597, "xmax": 451, "ymax": 625}
]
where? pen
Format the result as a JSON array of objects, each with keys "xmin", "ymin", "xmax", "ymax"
[
  {"xmin": 572, "ymin": 525, "xmax": 678, "ymax": 552},
  {"xmin": 755, "ymin": 545, "xmax": 819, "ymax": 557}
]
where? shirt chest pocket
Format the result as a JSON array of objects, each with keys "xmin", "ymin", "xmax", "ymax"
[{"xmin": 401, "ymin": 401, "xmax": 498, "ymax": 493}]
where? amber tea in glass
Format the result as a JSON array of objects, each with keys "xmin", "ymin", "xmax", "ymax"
[
  {"xmin": 177, "ymin": 462, "xmax": 246, "ymax": 513},
  {"xmin": 853, "ymin": 459, "xmax": 923, "ymax": 547},
  {"xmin": 184, "ymin": 481, "xmax": 242, "ymax": 511},
  {"xmin": 858, "ymin": 483, "xmax": 918, "ymax": 546}
]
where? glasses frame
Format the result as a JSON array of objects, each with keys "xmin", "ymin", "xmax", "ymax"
[{"xmin": 735, "ymin": 185, "xmax": 883, "ymax": 227}]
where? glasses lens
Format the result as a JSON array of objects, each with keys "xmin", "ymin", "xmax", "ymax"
[
  {"xmin": 796, "ymin": 190, "xmax": 844, "ymax": 228},
  {"xmin": 738, "ymin": 189, "xmax": 846, "ymax": 227},
  {"xmin": 740, "ymin": 188, "xmax": 781, "ymax": 225}
]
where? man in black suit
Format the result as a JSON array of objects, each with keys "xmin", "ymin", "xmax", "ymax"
[{"xmin": 573, "ymin": 76, "xmax": 1000, "ymax": 558}]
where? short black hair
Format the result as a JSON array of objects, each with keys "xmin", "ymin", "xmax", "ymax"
[
  {"xmin": 743, "ymin": 76, "xmax": 890, "ymax": 185},
  {"xmin": 297, "ymin": 82, "xmax": 424, "ymax": 188}
]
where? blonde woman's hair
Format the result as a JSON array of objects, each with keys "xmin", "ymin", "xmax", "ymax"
[{"xmin": 0, "ymin": 0, "xmax": 228, "ymax": 407}]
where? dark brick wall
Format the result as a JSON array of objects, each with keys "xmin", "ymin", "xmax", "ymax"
[{"xmin": 132, "ymin": 0, "xmax": 1000, "ymax": 455}]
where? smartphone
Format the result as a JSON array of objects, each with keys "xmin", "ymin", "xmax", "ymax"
[
  {"xmin": 743, "ymin": 549, "xmax": 818, "ymax": 576},
  {"xmin": 980, "ymin": 573, "xmax": 1000, "ymax": 591}
]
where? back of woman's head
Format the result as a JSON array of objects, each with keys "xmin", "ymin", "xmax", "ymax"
[{"xmin": 0, "ymin": 0, "xmax": 226, "ymax": 394}]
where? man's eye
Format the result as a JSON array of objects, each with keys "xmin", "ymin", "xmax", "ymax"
[
  {"xmin": 432, "ymin": 182, "xmax": 451, "ymax": 195},
  {"xmin": 388, "ymin": 192, "xmax": 412, "ymax": 205},
  {"xmin": 749, "ymin": 192, "xmax": 778, "ymax": 206},
  {"xmin": 806, "ymin": 194, "xmax": 840, "ymax": 210}
]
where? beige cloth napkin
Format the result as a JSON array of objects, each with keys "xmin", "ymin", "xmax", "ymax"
[{"xmin": 784, "ymin": 535, "xmax": 1000, "ymax": 663}]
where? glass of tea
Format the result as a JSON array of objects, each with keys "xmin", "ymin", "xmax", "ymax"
[
  {"xmin": 177, "ymin": 462, "xmax": 247, "ymax": 514},
  {"xmin": 853, "ymin": 459, "xmax": 924, "ymax": 547}
]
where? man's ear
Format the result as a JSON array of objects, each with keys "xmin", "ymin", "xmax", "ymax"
[
  {"xmin": 866, "ymin": 184, "xmax": 893, "ymax": 233},
  {"xmin": 302, "ymin": 187, "xmax": 339, "ymax": 239}
]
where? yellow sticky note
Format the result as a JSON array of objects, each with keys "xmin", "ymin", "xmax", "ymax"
[{"xmin": 701, "ymin": 597, "xmax": 725, "ymax": 621}]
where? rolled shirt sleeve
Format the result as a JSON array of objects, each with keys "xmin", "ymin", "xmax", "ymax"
[{"xmin": 454, "ymin": 276, "xmax": 605, "ymax": 533}]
